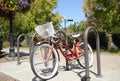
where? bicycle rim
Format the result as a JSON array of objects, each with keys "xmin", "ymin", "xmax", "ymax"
[
  {"xmin": 77, "ymin": 42, "xmax": 94, "ymax": 68},
  {"xmin": 30, "ymin": 44, "xmax": 59, "ymax": 80}
]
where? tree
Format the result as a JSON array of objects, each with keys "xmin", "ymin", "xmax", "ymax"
[
  {"xmin": 0, "ymin": 0, "xmax": 31, "ymax": 56},
  {"xmin": 83, "ymin": 0, "xmax": 120, "ymax": 34},
  {"xmin": 68, "ymin": 21, "xmax": 87, "ymax": 34},
  {"xmin": 12, "ymin": 0, "xmax": 62, "ymax": 36},
  {"xmin": 0, "ymin": 0, "xmax": 62, "ymax": 54},
  {"xmin": 29, "ymin": 0, "xmax": 62, "ymax": 29},
  {"xmin": 0, "ymin": 0, "xmax": 62, "ymax": 42}
]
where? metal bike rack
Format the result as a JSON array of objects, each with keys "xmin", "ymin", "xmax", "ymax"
[
  {"xmin": 81, "ymin": 27, "xmax": 102, "ymax": 81},
  {"xmin": 30, "ymin": 33, "xmax": 37, "ymax": 53},
  {"xmin": 17, "ymin": 34, "xmax": 31, "ymax": 64}
]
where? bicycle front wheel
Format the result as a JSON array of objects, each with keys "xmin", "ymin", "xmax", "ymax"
[
  {"xmin": 77, "ymin": 42, "xmax": 94, "ymax": 68},
  {"xmin": 30, "ymin": 43, "xmax": 59, "ymax": 80}
]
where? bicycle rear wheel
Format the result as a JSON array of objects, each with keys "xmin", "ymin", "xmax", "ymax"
[
  {"xmin": 77, "ymin": 42, "xmax": 94, "ymax": 68},
  {"xmin": 30, "ymin": 43, "xmax": 59, "ymax": 80}
]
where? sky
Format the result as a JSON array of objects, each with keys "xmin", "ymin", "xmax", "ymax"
[{"xmin": 53, "ymin": 0, "xmax": 86, "ymax": 27}]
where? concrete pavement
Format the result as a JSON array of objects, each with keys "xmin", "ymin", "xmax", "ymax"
[
  {"xmin": 0, "ymin": 48, "xmax": 120, "ymax": 81},
  {"xmin": 0, "ymin": 57, "xmax": 120, "ymax": 81},
  {"xmin": 0, "ymin": 59, "xmax": 85, "ymax": 81}
]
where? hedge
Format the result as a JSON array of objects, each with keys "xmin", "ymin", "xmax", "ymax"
[
  {"xmin": 112, "ymin": 33, "xmax": 120, "ymax": 48},
  {"xmin": 88, "ymin": 32, "xmax": 108, "ymax": 50}
]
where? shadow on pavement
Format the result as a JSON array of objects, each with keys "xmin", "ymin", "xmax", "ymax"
[
  {"xmin": 32, "ymin": 77, "xmax": 46, "ymax": 81},
  {"xmin": 74, "ymin": 69, "xmax": 99, "ymax": 79}
]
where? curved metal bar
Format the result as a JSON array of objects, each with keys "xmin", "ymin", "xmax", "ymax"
[
  {"xmin": 82, "ymin": 27, "xmax": 102, "ymax": 81},
  {"xmin": 30, "ymin": 33, "xmax": 37, "ymax": 53},
  {"xmin": 17, "ymin": 34, "xmax": 30, "ymax": 64}
]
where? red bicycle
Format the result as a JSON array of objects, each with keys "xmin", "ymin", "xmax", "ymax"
[{"xmin": 30, "ymin": 22, "xmax": 93, "ymax": 80}]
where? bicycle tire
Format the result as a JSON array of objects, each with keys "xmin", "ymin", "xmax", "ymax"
[
  {"xmin": 55, "ymin": 30, "xmax": 68, "ymax": 54},
  {"xmin": 55, "ymin": 30, "xmax": 67, "ymax": 43},
  {"xmin": 30, "ymin": 43, "xmax": 59, "ymax": 80},
  {"xmin": 77, "ymin": 42, "xmax": 94, "ymax": 68}
]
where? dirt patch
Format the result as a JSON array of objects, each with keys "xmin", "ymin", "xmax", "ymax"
[{"xmin": 0, "ymin": 72, "xmax": 18, "ymax": 81}]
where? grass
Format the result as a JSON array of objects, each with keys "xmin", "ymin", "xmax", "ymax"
[{"xmin": 100, "ymin": 49, "xmax": 120, "ymax": 55}]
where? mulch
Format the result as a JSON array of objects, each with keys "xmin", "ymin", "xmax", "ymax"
[{"xmin": 0, "ymin": 72, "xmax": 18, "ymax": 81}]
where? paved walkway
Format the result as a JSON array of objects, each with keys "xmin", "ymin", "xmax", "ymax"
[{"xmin": 0, "ymin": 48, "xmax": 120, "ymax": 81}]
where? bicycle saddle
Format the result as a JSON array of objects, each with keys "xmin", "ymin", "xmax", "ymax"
[{"xmin": 72, "ymin": 33, "xmax": 80, "ymax": 38}]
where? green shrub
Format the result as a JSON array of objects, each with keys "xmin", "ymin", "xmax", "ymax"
[
  {"xmin": 3, "ymin": 41, "xmax": 9, "ymax": 48},
  {"xmin": 67, "ymin": 36, "xmax": 73, "ymax": 48},
  {"xmin": 21, "ymin": 39, "xmax": 29, "ymax": 47},
  {"xmin": 88, "ymin": 32, "xmax": 108, "ymax": 50},
  {"xmin": 108, "ymin": 47, "xmax": 119, "ymax": 53},
  {"xmin": 112, "ymin": 33, "xmax": 120, "ymax": 48},
  {"xmin": 67, "ymin": 35, "xmax": 81, "ymax": 48}
]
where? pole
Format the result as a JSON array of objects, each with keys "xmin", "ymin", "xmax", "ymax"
[
  {"xmin": 9, "ymin": 11, "xmax": 15, "ymax": 57},
  {"xmin": 84, "ymin": 28, "xmax": 90, "ymax": 81},
  {"xmin": 64, "ymin": 19, "xmax": 66, "ymax": 31},
  {"xmin": 64, "ymin": 19, "xmax": 73, "ymax": 32}
]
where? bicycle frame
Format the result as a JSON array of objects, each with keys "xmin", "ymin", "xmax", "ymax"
[{"xmin": 40, "ymin": 37, "xmax": 84, "ymax": 61}]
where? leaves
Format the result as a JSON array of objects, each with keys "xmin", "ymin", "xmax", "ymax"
[
  {"xmin": 0, "ymin": 0, "xmax": 62, "ymax": 44},
  {"xmin": 83, "ymin": 0, "xmax": 120, "ymax": 34},
  {"xmin": 6, "ymin": 0, "xmax": 18, "ymax": 11},
  {"xmin": 68, "ymin": 21, "xmax": 87, "ymax": 34},
  {"xmin": 0, "ymin": 0, "xmax": 18, "ymax": 12},
  {"xmin": 0, "ymin": 0, "xmax": 31, "ymax": 13}
]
